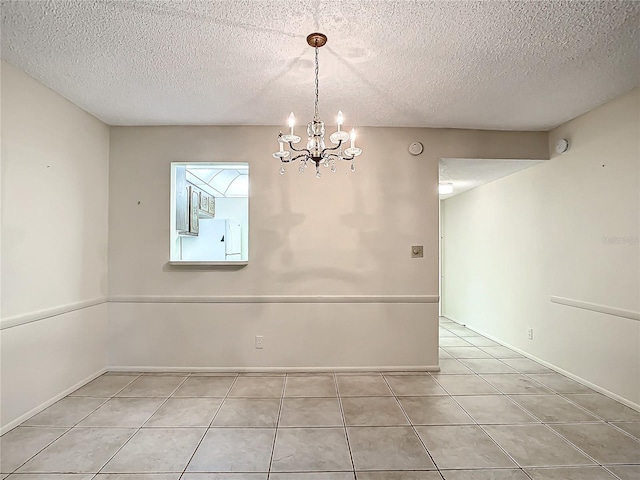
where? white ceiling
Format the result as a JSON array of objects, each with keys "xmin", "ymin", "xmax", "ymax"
[
  {"xmin": 1, "ymin": 1, "xmax": 639, "ymax": 129},
  {"xmin": 439, "ymin": 158, "xmax": 544, "ymax": 199}
]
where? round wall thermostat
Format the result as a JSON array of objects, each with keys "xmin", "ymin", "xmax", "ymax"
[
  {"xmin": 555, "ymin": 138, "xmax": 570, "ymax": 154},
  {"xmin": 409, "ymin": 142, "xmax": 424, "ymax": 156}
]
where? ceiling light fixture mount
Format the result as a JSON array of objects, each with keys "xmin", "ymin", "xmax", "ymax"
[
  {"xmin": 272, "ymin": 33, "xmax": 362, "ymax": 177},
  {"xmin": 306, "ymin": 32, "xmax": 327, "ymax": 48}
]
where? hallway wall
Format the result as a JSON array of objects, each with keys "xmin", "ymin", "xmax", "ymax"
[
  {"xmin": 0, "ymin": 62, "xmax": 110, "ymax": 432},
  {"xmin": 442, "ymin": 88, "xmax": 640, "ymax": 406}
]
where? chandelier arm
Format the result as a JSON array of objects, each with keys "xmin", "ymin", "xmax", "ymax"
[
  {"xmin": 290, "ymin": 153, "xmax": 309, "ymax": 162},
  {"xmin": 332, "ymin": 149, "xmax": 355, "ymax": 161},
  {"xmin": 320, "ymin": 140, "xmax": 344, "ymax": 155},
  {"xmin": 287, "ymin": 142, "xmax": 311, "ymax": 154}
]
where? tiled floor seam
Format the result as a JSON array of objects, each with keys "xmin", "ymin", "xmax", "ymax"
[
  {"xmin": 177, "ymin": 373, "xmax": 239, "ymax": 478},
  {"xmin": 607, "ymin": 421, "xmax": 640, "ymax": 441},
  {"xmin": 433, "ymin": 376, "xmax": 535, "ymax": 478},
  {"xmin": 380, "ymin": 373, "xmax": 443, "ymax": 476},
  {"xmin": 550, "ymin": 388, "xmax": 633, "ymax": 423},
  {"xmin": 266, "ymin": 373, "xmax": 289, "ymax": 478},
  {"xmin": 443, "ymin": 328, "xmax": 640, "ymax": 437},
  {"xmin": 333, "ymin": 372, "xmax": 357, "ymax": 478},
  {"xmin": 435, "ymin": 327, "xmax": 604, "ymax": 476},
  {"xmin": 1, "ymin": 427, "xmax": 71, "ymax": 476},
  {"xmin": 442, "ymin": 317, "xmax": 627, "ymax": 403},
  {"xmin": 93, "ymin": 374, "xmax": 191, "ymax": 476},
  {"xmin": 3, "ymin": 375, "xmax": 142, "ymax": 476},
  {"xmin": 602, "ymin": 465, "xmax": 631, "ymax": 480},
  {"xmin": 540, "ymin": 421, "xmax": 625, "ymax": 468},
  {"xmin": 439, "ymin": 318, "xmax": 637, "ymax": 477}
]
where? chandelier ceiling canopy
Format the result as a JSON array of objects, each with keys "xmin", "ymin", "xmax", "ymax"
[{"xmin": 272, "ymin": 33, "xmax": 362, "ymax": 178}]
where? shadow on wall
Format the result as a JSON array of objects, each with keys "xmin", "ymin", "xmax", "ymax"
[{"xmin": 256, "ymin": 160, "xmax": 384, "ymax": 290}]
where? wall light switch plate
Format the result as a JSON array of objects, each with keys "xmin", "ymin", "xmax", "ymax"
[{"xmin": 411, "ymin": 246, "xmax": 424, "ymax": 258}]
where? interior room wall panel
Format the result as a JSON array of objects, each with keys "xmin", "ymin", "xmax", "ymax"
[
  {"xmin": 0, "ymin": 62, "xmax": 110, "ymax": 432},
  {"xmin": 442, "ymin": 88, "xmax": 640, "ymax": 406},
  {"xmin": 107, "ymin": 124, "xmax": 547, "ymax": 370}
]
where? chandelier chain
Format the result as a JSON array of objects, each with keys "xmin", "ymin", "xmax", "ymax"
[
  {"xmin": 272, "ymin": 32, "xmax": 362, "ymax": 177},
  {"xmin": 314, "ymin": 46, "xmax": 319, "ymax": 121}
]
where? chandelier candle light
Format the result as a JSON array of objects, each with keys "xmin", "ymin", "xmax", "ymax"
[{"xmin": 273, "ymin": 33, "xmax": 362, "ymax": 177}]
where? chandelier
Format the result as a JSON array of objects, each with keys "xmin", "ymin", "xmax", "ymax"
[{"xmin": 272, "ymin": 33, "xmax": 362, "ymax": 177}]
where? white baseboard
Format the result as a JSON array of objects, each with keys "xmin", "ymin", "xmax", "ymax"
[
  {"xmin": 108, "ymin": 365, "xmax": 441, "ymax": 374},
  {"xmin": 0, "ymin": 367, "xmax": 107, "ymax": 435},
  {"xmin": 443, "ymin": 315, "xmax": 640, "ymax": 412}
]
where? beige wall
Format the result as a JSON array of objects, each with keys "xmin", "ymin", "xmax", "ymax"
[
  {"xmin": 0, "ymin": 61, "xmax": 550, "ymax": 427},
  {"xmin": 0, "ymin": 62, "xmax": 110, "ymax": 431},
  {"xmin": 107, "ymin": 125, "xmax": 546, "ymax": 370},
  {"xmin": 442, "ymin": 88, "xmax": 640, "ymax": 406}
]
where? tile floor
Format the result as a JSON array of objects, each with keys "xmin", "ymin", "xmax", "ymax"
[{"xmin": 1, "ymin": 317, "xmax": 639, "ymax": 479}]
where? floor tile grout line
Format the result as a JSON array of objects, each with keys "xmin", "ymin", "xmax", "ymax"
[
  {"xmin": 601, "ymin": 465, "xmax": 628, "ymax": 480},
  {"xmin": 132, "ymin": 375, "xmax": 191, "ymax": 428},
  {"xmin": 606, "ymin": 422, "xmax": 640, "ymax": 441},
  {"xmin": 266, "ymin": 373, "xmax": 288, "ymax": 478},
  {"xmin": 533, "ymin": 388, "xmax": 622, "ymax": 423},
  {"xmin": 509, "ymin": 362, "xmax": 633, "ymax": 423},
  {"xmin": 443, "ymin": 335, "xmax": 530, "ymax": 368},
  {"xmin": 438, "ymin": 327, "xmax": 567, "ymax": 392},
  {"xmin": 438, "ymin": 319, "xmax": 635, "ymax": 475},
  {"xmin": 539, "ymin": 421, "xmax": 619, "ymax": 469},
  {"xmin": 22, "ymin": 394, "xmax": 114, "ymax": 480},
  {"xmin": 93, "ymin": 374, "xmax": 191, "ymax": 476},
  {"xmin": 380, "ymin": 374, "xmax": 444, "ymax": 477},
  {"xmin": 474, "ymin": 372, "xmax": 552, "ymax": 396},
  {"xmin": 438, "ymin": 322, "xmax": 552, "ymax": 478},
  {"xmin": 441, "ymin": 317, "xmax": 605, "ymax": 386},
  {"xmin": 3, "ymin": 373, "xmax": 144, "ymax": 476},
  {"xmin": 70, "ymin": 373, "xmax": 141, "ymax": 399},
  {"xmin": 441, "ymin": 326, "xmax": 637, "ymax": 428},
  {"xmin": 505, "ymin": 390, "xmax": 610, "ymax": 424},
  {"xmin": 429, "ymin": 365, "xmax": 500, "ymax": 396},
  {"xmin": 2, "ymin": 426, "xmax": 72, "ymax": 476},
  {"xmin": 23, "ymin": 396, "xmax": 111, "ymax": 428},
  {"xmin": 446, "ymin": 386, "xmax": 534, "ymax": 477},
  {"xmin": 452, "ymin": 393, "xmax": 542, "ymax": 426},
  {"xmin": 521, "ymin": 376, "xmax": 597, "ymax": 395},
  {"xmin": 333, "ymin": 372, "xmax": 357, "ymax": 477},
  {"xmin": 178, "ymin": 373, "xmax": 240, "ymax": 479}
]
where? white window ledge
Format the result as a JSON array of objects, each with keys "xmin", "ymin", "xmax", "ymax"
[{"xmin": 168, "ymin": 261, "xmax": 248, "ymax": 266}]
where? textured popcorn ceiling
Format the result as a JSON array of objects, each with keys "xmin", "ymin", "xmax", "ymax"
[{"xmin": 1, "ymin": 0, "xmax": 639, "ymax": 129}]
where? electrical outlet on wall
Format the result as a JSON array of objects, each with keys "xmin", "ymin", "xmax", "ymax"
[
  {"xmin": 527, "ymin": 328, "xmax": 534, "ymax": 340},
  {"xmin": 255, "ymin": 336, "xmax": 264, "ymax": 349}
]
